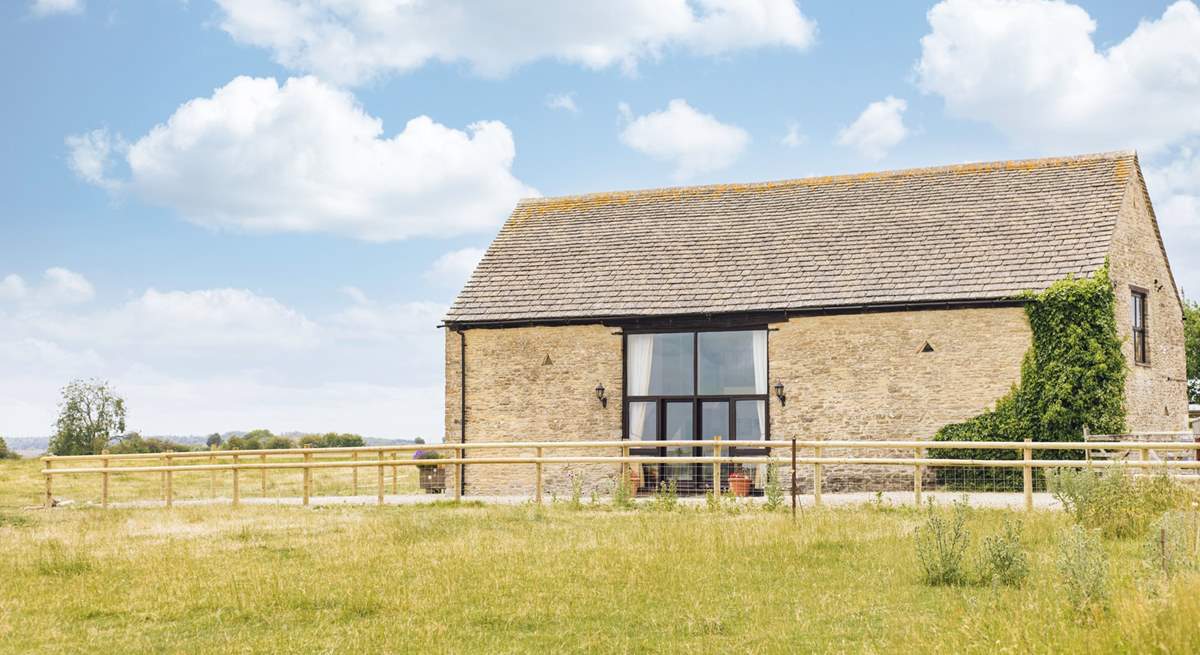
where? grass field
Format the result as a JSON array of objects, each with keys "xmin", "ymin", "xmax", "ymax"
[{"xmin": 2, "ymin": 458, "xmax": 1199, "ymax": 653}]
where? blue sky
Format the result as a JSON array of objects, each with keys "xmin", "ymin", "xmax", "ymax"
[{"xmin": 2, "ymin": 0, "xmax": 1198, "ymax": 439}]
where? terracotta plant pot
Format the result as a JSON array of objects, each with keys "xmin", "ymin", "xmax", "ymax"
[
  {"xmin": 419, "ymin": 465, "xmax": 446, "ymax": 494},
  {"xmin": 728, "ymin": 472, "xmax": 751, "ymax": 497},
  {"xmin": 627, "ymin": 468, "xmax": 641, "ymax": 493}
]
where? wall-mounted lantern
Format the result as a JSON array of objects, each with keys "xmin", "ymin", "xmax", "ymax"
[
  {"xmin": 774, "ymin": 380, "xmax": 786, "ymax": 406},
  {"xmin": 595, "ymin": 383, "xmax": 608, "ymax": 408}
]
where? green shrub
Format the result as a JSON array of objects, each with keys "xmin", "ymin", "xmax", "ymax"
[
  {"xmin": 1047, "ymin": 467, "xmax": 1189, "ymax": 539},
  {"xmin": 932, "ymin": 266, "xmax": 1126, "ymax": 488},
  {"xmin": 914, "ymin": 500, "xmax": 971, "ymax": 585},
  {"xmin": 612, "ymin": 472, "xmax": 634, "ymax": 509},
  {"xmin": 652, "ymin": 480, "xmax": 679, "ymax": 512},
  {"xmin": 764, "ymin": 464, "xmax": 784, "ymax": 512},
  {"xmin": 1143, "ymin": 511, "xmax": 1200, "ymax": 578},
  {"xmin": 1056, "ymin": 525, "xmax": 1109, "ymax": 617},
  {"xmin": 978, "ymin": 519, "xmax": 1029, "ymax": 586}
]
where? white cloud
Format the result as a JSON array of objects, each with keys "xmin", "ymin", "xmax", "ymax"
[
  {"xmin": 424, "ymin": 247, "xmax": 486, "ymax": 288},
  {"xmin": 0, "ymin": 274, "xmax": 28, "ymax": 301},
  {"xmin": 546, "ymin": 92, "xmax": 579, "ymax": 113},
  {"xmin": 215, "ymin": 0, "xmax": 816, "ymax": 85},
  {"xmin": 68, "ymin": 76, "xmax": 536, "ymax": 242},
  {"xmin": 0, "ymin": 278, "xmax": 447, "ymax": 439},
  {"xmin": 781, "ymin": 121, "xmax": 806, "ymax": 148},
  {"xmin": 0, "ymin": 268, "xmax": 94, "ymax": 307},
  {"xmin": 916, "ymin": 0, "xmax": 1200, "ymax": 152},
  {"xmin": 65, "ymin": 129, "xmax": 124, "ymax": 191},
  {"xmin": 619, "ymin": 99, "xmax": 750, "ymax": 180},
  {"xmin": 30, "ymin": 0, "xmax": 83, "ymax": 17},
  {"xmin": 1144, "ymin": 146, "xmax": 1200, "ymax": 298},
  {"xmin": 836, "ymin": 96, "xmax": 908, "ymax": 160}
]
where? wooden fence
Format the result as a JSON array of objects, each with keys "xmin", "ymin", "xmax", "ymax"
[{"xmin": 40, "ymin": 433, "xmax": 1199, "ymax": 512}]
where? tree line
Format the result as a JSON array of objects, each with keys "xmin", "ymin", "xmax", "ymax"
[{"xmin": 43, "ymin": 379, "xmax": 410, "ymax": 456}]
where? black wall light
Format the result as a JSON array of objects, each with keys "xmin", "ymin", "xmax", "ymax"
[
  {"xmin": 774, "ymin": 380, "xmax": 786, "ymax": 406},
  {"xmin": 595, "ymin": 383, "xmax": 607, "ymax": 408}
]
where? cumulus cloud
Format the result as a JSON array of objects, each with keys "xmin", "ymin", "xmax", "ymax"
[
  {"xmin": 1144, "ymin": 146, "xmax": 1200, "ymax": 297},
  {"xmin": 215, "ymin": 0, "xmax": 817, "ymax": 85},
  {"xmin": 30, "ymin": 0, "xmax": 83, "ymax": 17},
  {"xmin": 781, "ymin": 121, "xmax": 806, "ymax": 148},
  {"xmin": 424, "ymin": 247, "xmax": 486, "ymax": 288},
  {"xmin": 836, "ymin": 97, "xmax": 908, "ymax": 160},
  {"xmin": 546, "ymin": 92, "xmax": 579, "ymax": 113},
  {"xmin": 0, "ymin": 274, "xmax": 447, "ymax": 438},
  {"xmin": 916, "ymin": 0, "xmax": 1200, "ymax": 152},
  {"xmin": 64, "ymin": 129, "xmax": 124, "ymax": 191},
  {"xmin": 67, "ymin": 76, "xmax": 536, "ymax": 242},
  {"xmin": 0, "ymin": 268, "xmax": 94, "ymax": 307},
  {"xmin": 619, "ymin": 99, "xmax": 750, "ymax": 180}
]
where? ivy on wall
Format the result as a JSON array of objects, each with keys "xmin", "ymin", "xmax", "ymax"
[{"xmin": 931, "ymin": 264, "xmax": 1127, "ymax": 488}]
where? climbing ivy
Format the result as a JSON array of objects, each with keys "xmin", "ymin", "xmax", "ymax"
[{"xmin": 931, "ymin": 264, "xmax": 1127, "ymax": 488}]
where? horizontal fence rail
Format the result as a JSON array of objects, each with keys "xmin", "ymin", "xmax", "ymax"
[{"xmin": 40, "ymin": 433, "xmax": 1199, "ymax": 512}]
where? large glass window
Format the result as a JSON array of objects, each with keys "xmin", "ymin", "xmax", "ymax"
[
  {"xmin": 627, "ymin": 332, "xmax": 694, "ymax": 395},
  {"xmin": 735, "ymin": 400, "xmax": 766, "ymax": 440},
  {"xmin": 698, "ymin": 330, "xmax": 768, "ymax": 394}
]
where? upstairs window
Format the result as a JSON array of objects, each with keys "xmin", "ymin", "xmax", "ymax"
[{"xmin": 1132, "ymin": 290, "xmax": 1148, "ymax": 365}]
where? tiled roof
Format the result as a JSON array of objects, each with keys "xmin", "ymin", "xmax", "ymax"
[{"xmin": 445, "ymin": 151, "xmax": 1137, "ymax": 324}]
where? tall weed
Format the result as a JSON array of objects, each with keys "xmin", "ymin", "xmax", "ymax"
[
  {"xmin": 914, "ymin": 500, "xmax": 971, "ymax": 585},
  {"xmin": 978, "ymin": 519, "xmax": 1029, "ymax": 587},
  {"xmin": 1047, "ymin": 467, "xmax": 1189, "ymax": 539},
  {"xmin": 1057, "ymin": 525, "xmax": 1109, "ymax": 618}
]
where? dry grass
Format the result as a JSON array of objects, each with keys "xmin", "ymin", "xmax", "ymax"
[{"xmin": 2, "ymin": 459, "xmax": 1199, "ymax": 653}]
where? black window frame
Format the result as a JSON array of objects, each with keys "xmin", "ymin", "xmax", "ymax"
[
  {"xmin": 1131, "ymin": 287, "xmax": 1149, "ymax": 366},
  {"xmin": 621, "ymin": 328, "xmax": 770, "ymax": 492}
]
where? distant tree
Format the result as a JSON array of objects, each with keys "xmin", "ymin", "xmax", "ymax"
[
  {"xmin": 299, "ymin": 433, "xmax": 364, "ymax": 448},
  {"xmin": 1185, "ymin": 298, "xmax": 1199, "ymax": 403},
  {"xmin": 205, "ymin": 433, "xmax": 223, "ymax": 448},
  {"xmin": 263, "ymin": 436, "xmax": 295, "ymax": 450},
  {"xmin": 0, "ymin": 436, "xmax": 18, "ymax": 460},
  {"xmin": 414, "ymin": 437, "xmax": 426, "ymax": 445},
  {"xmin": 111, "ymin": 433, "xmax": 192, "ymax": 454},
  {"xmin": 49, "ymin": 379, "xmax": 126, "ymax": 456}
]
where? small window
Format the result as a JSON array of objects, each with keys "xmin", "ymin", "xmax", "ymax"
[{"xmin": 1132, "ymin": 290, "xmax": 1148, "ymax": 365}]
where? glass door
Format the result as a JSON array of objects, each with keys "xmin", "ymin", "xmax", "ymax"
[{"xmin": 662, "ymin": 401, "xmax": 696, "ymax": 491}]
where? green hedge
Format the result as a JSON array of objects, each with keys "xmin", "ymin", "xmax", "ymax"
[{"xmin": 932, "ymin": 264, "xmax": 1126, "ymax": 489}]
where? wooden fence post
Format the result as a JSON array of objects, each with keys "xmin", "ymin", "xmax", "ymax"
[
  {"xmin": 165, "ymin": 455, "xmax": 174, "ymax": 509},
  {"xmin": 260, "ymin": 454, "xmax": 267, "ymax": 496},
  {"xmin": 44, "ymin": 458, "xmax": 53, "ymax": 509},
  {"xmin": 620, "ymin": 442, "xmax": 629, "ymax": 498},
  {"xmin": 712, "ymin": 435, "xmax": 722, "ymax": 495},
  {"xmin": 1023, "ymin": 438, "xmax": 1033, "ymax": 512},
  {"xmin": 814, "ymin": 439, "xmax": 824, "ymax": 508},
  {"xmin": 454, "ymin": 447, "xmax": 463, "ymax": 501},
  {"xmin": 536, "ymin": 446, "xmax": 544, "ymax": 505},
  {"xmin": 232, "ymin": 454, "xmax": 240, "ymax": 508},
  {"xmin": 1083, "ymin": 425, "xmax": 1092, "ymax": 468},
  {"xmin": 391, "ymin": 452, "xmax": 398, "ymax": 495},
  {"xmin": 352, "ymin": 451, "xmax": 359, "ymax": 496},
  {"xmin": 377, "ymin": 456, "xmax": 385, "ymax": 506},
  {"xmin": 160, "ymin": 454, "xmax": 168, "ymax": 502},
  {"xmin": 209, "ymin": 445, "xmax": 217, "ymax": 498},
  {"xmin": 914, "ymin": 447, "xmax": 923, "ymax": 506},
  {"xmin": 101, "ymin": 450, "xmax": 110, "ymax": 509},
  {"xmin": 303, "ymin": 452, "xmax": 312, "ymax": 506},
  {"xmin": 790, "ymin": 438, "xmax": 797, "ymax": 520}
]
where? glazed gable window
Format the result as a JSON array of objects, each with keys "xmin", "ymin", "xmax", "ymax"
[{"xmin": 1132, "ymin": 289, "xmax": 1148, "ymax": 365}]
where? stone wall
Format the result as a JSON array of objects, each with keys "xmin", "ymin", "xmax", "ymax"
[
  {"xmin": 1107, "ymin": 176, "xmax": 1191, "ymax": 433},
  {"xmin": 769, "ymin": 306, "xmax": 1033, "ymax": 490},
  {"xmin": 443, "ymin": 325, "xmax": 623, "ymax": 496}
]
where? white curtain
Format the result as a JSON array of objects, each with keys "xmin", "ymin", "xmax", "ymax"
[
  {"xmin": 752, "ymin": 330, "xmax": 768, "ymax": 487},
  {"xmin": 628, "ymin": 334, "xmax": 654, "ymax": 439}
]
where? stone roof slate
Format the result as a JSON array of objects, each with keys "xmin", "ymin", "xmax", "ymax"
[{"xmin": 444, "ymin": 151, "xmax": 1137, "ymax": 324}]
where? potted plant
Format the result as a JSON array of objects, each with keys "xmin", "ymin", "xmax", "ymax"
[
  {"xmin": 414, "ymin": 450, "xmax": 446, "ymax": 494},
  {"xmin": 728, "ymin": 467, "xmax": 752, "ymax": 497}
]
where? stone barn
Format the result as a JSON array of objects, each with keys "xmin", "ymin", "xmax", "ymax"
[{"xmin": 441, "ymin": 151, "xmax": 1188, "ymax": 496}]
